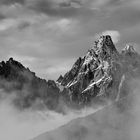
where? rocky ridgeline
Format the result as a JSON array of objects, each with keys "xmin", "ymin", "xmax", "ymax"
[
  {"xmin": 57, "ymin": 35, "xmax": 140, "ymax": 106},
  {"xmin": 0, "ymin": 35, "xmax": 140, "ymax": 111},
  {"xmin": 0, "ymin": 58, "xmax": 60, "ymax": 110}
]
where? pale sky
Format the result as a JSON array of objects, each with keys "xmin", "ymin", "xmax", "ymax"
[{"xmin": 0, "ymin": 0, "xmax": 140, "ymax": 79}]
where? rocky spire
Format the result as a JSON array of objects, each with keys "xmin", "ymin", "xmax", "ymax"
[{"xmin": 92, "ymin": 35, "xmax": 118, "ymax": 61}]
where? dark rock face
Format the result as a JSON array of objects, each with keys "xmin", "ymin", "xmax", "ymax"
[
  {"xmin": 0, "ymin": 58, "xmax": 60, "ymax": 111},
  {"xmin": 58, "ymin": 35, "xmax": 140, "ymax": 106},
  {"xmin": 57, "ymin": 75, "xmax": 64, "ymax": 83}
]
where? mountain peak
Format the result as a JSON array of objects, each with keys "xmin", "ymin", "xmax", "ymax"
[
  {"xmin": 7, "ymin": 57, "xmax": 25, "ymax": 69},
  {"xmin": 9, "ymin": 57, "xmax": 14, "ymax": 62},
  {"xmin": 94, "ymin": 35, "xmax": 116, "ymax": 48},
  {"xmin": 122, "ymin": 44, "xmax": 136, "ymax": 55},
  {"xmin": 99, "ymin": 35, "xmax": 113, "ymax": 44},
  {"xmin": 92, "ymin": 35, "xmax": 118, "ymax": 61}
]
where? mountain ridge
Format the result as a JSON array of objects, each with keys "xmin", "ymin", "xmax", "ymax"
[
  {"xmin": 0, "ymin": 57, "xmax": 60, "ymax": 111},
  {"xmin": 57, "ymin": 35, "xmax": 140, "ymax": 107},
  {"xmin": 0, "ymin": 35, "xmax": 140, "ymax": 112}
]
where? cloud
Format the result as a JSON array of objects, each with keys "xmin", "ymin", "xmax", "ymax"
[
  {"xmin": 0, "ymin": 18, "xmax": 19, "ymax": 31},
  {"xmin": 44, "ymin": 58, "xmax": 75, "ymax": 79},
  {"xmin": 24, "ymin": 0, "xmax": 74, "ymax": 16},
  {"xmin": 0, "ymin": 88, "xmax": 101, "ymax": 140},
  {"xmin": 0, "ymin": 0, "xmax": 139, "ymax": 80},
  {"xmin": 25, "ymin": 0, "xmax": 82, "ymax": 9},
  {"xmin": 22, "ymin": 0, "xmax": 96, "ymax": 18},
  {"xmin": 0, "ymin": 0, "xmax": 24, "ymax": 5}
]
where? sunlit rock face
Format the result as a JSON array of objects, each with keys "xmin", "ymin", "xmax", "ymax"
[{"xmin": 57, "ymin": 35, "xmax": 140, "ymax": 106}]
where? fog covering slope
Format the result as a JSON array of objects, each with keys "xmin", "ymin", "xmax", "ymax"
[{"xmin": 32, "ymin": 80, "xmax": 140, "ymax": 140}]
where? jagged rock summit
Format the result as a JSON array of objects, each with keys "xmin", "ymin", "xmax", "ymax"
[
  {"xmin": 57, "ymin": 35, "xmax": 140, "ymax": 106},
  {"xmin": 93, "ymin": 35, "xmax": 118, "ymax": 60}
]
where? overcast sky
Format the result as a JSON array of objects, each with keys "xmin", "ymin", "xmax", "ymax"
[{"xmin": 0, "ymin": 0, "xmax": 140, "ymax": 79}]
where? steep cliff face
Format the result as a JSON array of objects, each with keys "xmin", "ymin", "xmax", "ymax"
[{"xmin": 57, "ymin": 35, "xmax": 140, "ymax": 106}]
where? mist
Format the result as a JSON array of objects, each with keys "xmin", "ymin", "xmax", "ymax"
[
  {"xmin": 0, "ymin": 89, "xmax": 103, "ymax": 140},
  {"xmin": 32, "ymin": 78, "xmax": 140, "ymax": 140}
]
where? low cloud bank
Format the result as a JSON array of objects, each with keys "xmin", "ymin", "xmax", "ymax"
[
  {"xmin": 33, "ymin": 79, "xmax": 140, "ymax": 140},
  {"xmin": 0, "ymin": 90, "xmax": 102, "ymax": 140}
]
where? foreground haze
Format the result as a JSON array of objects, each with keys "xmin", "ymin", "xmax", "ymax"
[
  {"xmin": 33, "ymin": 82, "xmax": 140, "ymax": 140},
  {"xmin": 0, "ymin": 98, "xmax": 102, "ymax": 140}
]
